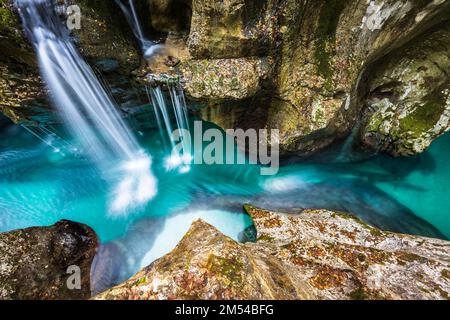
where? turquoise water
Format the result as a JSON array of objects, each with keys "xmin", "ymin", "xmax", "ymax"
[{"xmin": 1, "ymin": 117, "xmax": 449, "ymax": 292}]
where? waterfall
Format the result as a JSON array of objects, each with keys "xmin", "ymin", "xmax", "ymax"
[
  {"xmin": 115, "ymin": 0, "xmax": 163, "ymax": 58},
  {"xmin": 147, "ymin": 84, "xmax": 192, "ymax": 173},
  {"xmin": 15, "ymin": 0, "xmax": 157, "ymax": 215},
  {"xmin": 116, "ymin": 0, "xmax": 192, "ymax": 172}
]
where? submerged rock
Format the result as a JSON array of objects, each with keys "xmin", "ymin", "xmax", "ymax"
[
  {"xmin": 95, "ymin": 206, "xmax": 450, "ymax": 300},
  {"xmin": 0, "ymin": 220, "xmax": 98, "ymax": 300}
]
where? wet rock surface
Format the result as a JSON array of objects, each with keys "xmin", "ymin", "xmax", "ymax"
[
  {"xmin": 0, "ymin": 220, "xmax": 98, "ymax": 300},
  {"xmin": 95, "ymin": 206, "xmax": 450, "ymax": 300},
  {"xmin": 164, "ymin": 0, "xmax": 450, "ymax": 157}
]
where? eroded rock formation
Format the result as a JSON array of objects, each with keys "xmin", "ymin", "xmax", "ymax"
[
  {"xmin": 175, "ymin": 0, "xmax": 450, "ymax": 156},
  {"xmin": 95, "ymin": 206, "xmax": 450, "ymax": 300},
  {"xmin": 0, "ymin": 220, "xmax": 98, "ymax": 300}
]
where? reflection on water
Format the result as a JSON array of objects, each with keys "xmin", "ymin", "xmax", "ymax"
[{"xmin": 0, "ymin": 116, "xmax": 449, "ymax": 293}]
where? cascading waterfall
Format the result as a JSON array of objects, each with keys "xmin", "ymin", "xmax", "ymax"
[
  {"xmin": 115, "ymin": 0, "xmax": 163, "ymax": 58},
  {"xmin": 115, "ymin": 0, "xmax": 192, "ymax": 173},
  {"xmin": 147, "ymin": 84, "xmax": 192, "ymax": 173},
  {"xmin": 15, "ymin": 0, "xmax": 157, "ymax": 215}
]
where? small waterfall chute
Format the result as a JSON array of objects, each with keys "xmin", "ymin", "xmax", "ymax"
[
  {"xmin": 115, "ymin": 0, "xmax": 164, "ymax": 59},
  {"xmin": 147, "ymin": 83, "xmax": 192, "ymax": 174}
]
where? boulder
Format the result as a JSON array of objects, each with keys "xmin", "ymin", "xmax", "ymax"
[
  {"xmin": 0, "ymin": 220, "xmax": 98, "ymax": 300},
  {"xmin": 187, "ymin": 0, "xmax": 276, "ymax": 59}
]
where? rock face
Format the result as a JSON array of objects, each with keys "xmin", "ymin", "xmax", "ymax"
[
  {"xmin": 0, "ymin": 0, "xmax": 47, "ymax": 124},
  {"xmin": 146, "ymin": 0, "xmax": 192, "ymax": 33},
  {"xmin": 0, "ymin": 0, "xmax": 143, "ymax": 126},
  {"xmin": 0, "ymin": 220, "xmax": 98, "ymax": 300},
  {"xmin": 1, "ymin": 0, "xmax": 450, "ymax": 158},
  {"xmin": 95, "ymin": 206, "xmax": 450, "ymax": 300},
  {"xmin": 174, "ymin": 0, "xmax": 450, "ymax": 156},
  {"xmin": 181, "ymin": 57, "xmax": 271, "ymax": 101},
  {"xmin": 359, "ymin": 22, "xmax": 450, "ymax": 156}
]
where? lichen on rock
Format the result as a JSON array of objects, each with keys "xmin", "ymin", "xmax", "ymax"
[
  {"xmin": 182, "ymin": 57, "xmax": 271, "ymax": 101},
  {"xmin": 95, "ymin": 205, "xmax": 450, "ymax": 300},
  {"xmin": 359, "ymin": 22, "xmax": 450, "ymax": 156}
]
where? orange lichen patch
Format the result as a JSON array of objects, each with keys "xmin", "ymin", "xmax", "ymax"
[
  {"xmin": 329, "ymin": 244, "xmax": 391, "ymax": 272},
  {"xmin": 288, "ymin": 216, "xmax": 300, "ymax": 226},
  {"xmin": 244, "ymin": 205, "xmax": 271, "ymax": 220},
  {"xmin": 306, "ymin": 246, "xmax": 327, "ymax": 258},
  {"xmin": 262, "ymin": 216, "xmax": 283, "ymax": 229},
  {"xmin": 313, "ymin": 221, "xmax": 327, "ymax": 233},
  {"xmin": 287, "ymin": 255, "xmax": 311, "ymax": 267},
  {"xmin": 309, "ymin": 266, "xmax": 349, "ymax": 290},
  {"xmin": 339, "ymin": 229, "xmax": 357, "ymax": 242}
]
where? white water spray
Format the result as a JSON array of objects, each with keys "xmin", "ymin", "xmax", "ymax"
[
  {"xmin": 147, "ymin": 85, "xmax": 192, "ymax": 173},
  {"xmin": 16, "ymin": 0, "xmax": 157, "ymax": 215},
  {"xmin": 115, "ymin": 0, "xmax": 164, "ymax": 58}
]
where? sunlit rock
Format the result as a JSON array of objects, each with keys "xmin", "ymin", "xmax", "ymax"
[{"xmin": 94, "ymin": 205, "xmax": 450, "ymax": 300}]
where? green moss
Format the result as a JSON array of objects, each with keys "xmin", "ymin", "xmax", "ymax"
[
  {"xmin": 349, "ymin": 287, "xmax": 368, "ymax": 300},
  {"xmin": 313, "ymin": 0, "xmax": 348, "ymax": 89},
  {"xmin": 398, "ymin": 252, "xmax": 428, "ymax": 264},
  {"xmin": 257, "ymin": 234, "xmax": 275, "ymax": 243},
  {"xmin": 207, "ymin": 254, "xmax": 244, "ymax": 287},
  {"xmin": 133, "ymin": 277, "xmax": 147, "ymax": 286},
  {"xmin": 399, "ymin": 89, "xmax": 447, "ymax": 136},
  {"xmin": 0, "ymin": 0, "xmax": 25, "ymax": 44}
]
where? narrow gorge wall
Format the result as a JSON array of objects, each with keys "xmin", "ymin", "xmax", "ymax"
[{"xmin": 177, "ymin": 0, "xmax": 450, "ymax": 157}]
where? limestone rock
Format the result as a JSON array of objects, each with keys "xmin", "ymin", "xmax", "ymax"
[
  {"xmin": 95, "ymin": 206, "xmax": 450, "ymax": 300},
  {"xmin": 359, "ymin": 23, "xmax": 450, "ymax": 156},
  {"xmin": 147, "ymin": 0, "xmax": 191, "ymax": 33},
  {"xmin": 0, "ymin": 220, "xmax": 98, "ymax": 300},
  {"xmin": 0, "ymin": 0, "xmax": 143, "ymax": 126},
  {"xmin": 182, "ymin": 57, "xmax": 271, "ymax": 101},
  {"xmin": 187, "ymin": 0, "xmax": 276, "ymax": 59},
  {"xmin": 180, "ymin": 0, "xmax": 450, "ymax": 156},
  {"xmin": 0, "ymin": 0, "xmax": 48, "ymax": 124},
  {"xmin": 63, "ymin": 0, "xmax": 141, "ymax": 73}
]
